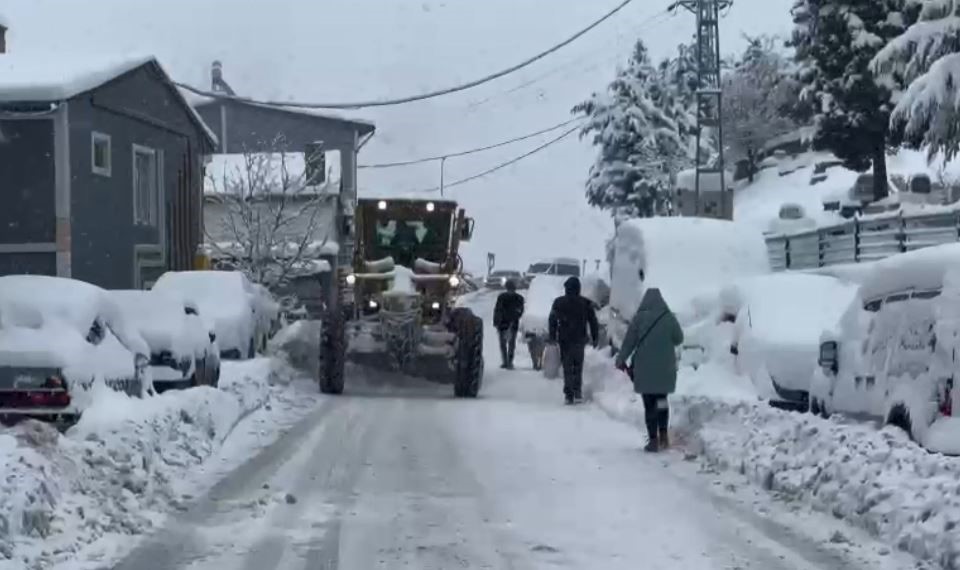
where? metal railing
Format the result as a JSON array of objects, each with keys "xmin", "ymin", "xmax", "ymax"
[{"xmin": 765, "ymin": 210, "xmax": 960, "ymax": 270}]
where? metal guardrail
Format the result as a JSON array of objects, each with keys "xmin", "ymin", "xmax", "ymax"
[{"xmin": 765, "ymin": 211, "xmax": 960, "ymax": 270}]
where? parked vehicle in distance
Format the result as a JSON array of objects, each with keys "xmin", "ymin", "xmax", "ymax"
[
  {"xmin": 485, "ymin": 270, "xmax": 523, "ymax": 290},
  {"xmin": 152, "ymin": 271, "xmax": 273, "ymax": 360},
  {"xmin": 523, "ymin": 257, "xmax": 581, "ymax": 287},
  {"xmin": 811, "ymin": 244, "xmax": 960, "ymax": 453},
  {"xmin": 0, "ymin": 275, "xmax": 150, "ymax": 426},
  {"xmin": 110, "ymin": 290, "xmax": 220, "ymax": 392}
]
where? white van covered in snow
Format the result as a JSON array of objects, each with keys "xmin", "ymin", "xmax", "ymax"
[
  {"xmin": 812, "ymin": 244, "xmax": 960, "ymax": 453},
  {"xmin": 606, "ymin": 217, "xmax": 769, "ymax": 351}
]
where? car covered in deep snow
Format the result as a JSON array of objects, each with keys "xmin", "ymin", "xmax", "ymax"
[
  {"xmin": 110, "ymin": 290, "xmax": 221, "ymax": 392},
  {"xmin": 0, "ymin": 276, "xmax": 151, "ymax": 425},
  {"xmin": 719, "ymin": 273, "xmax": 858, "ymax": 409},
  {"xmin": 606, "ymin": 217, "xmax": 769, "ymax": 352},
  {"xmin": 811, "ymin": 244, "xmax": 960, "ymax": 452},
  {"xmin": 152, "ymin": 271, "xmax": 274, "ymax": 360}
]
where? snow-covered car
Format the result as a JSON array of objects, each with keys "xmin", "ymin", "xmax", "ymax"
[
  {"xmin": 811, "ymin": 244, "xmax": 960, "ymax": 452},
  {"xmin": 110, "ymin": 290, "xmax": 220, "ymax": 392},
  {"xmin": 485, "ymin": 270, "xmax": 522, "ymax": 290},
  {"xmin": 522, "ymin": 257, "xmax": 581, "ymax": 287},
  {"xmin": 152, "ymin": 271, "xmax": 271, "ymax": 360},
  {"xmin": 519, "ymin": 275, "xmax": 567, "ymax": 370},
  {"xmin": 0, "ymin": 276, "xmax": 150, "ymax": 425},
  {"xmin": 607, "ymin": 217, "xmax": 769, "ymax": 352},
  {"xmin": 719, "ymin": 273, "xmax": 858, "ymax": 409}
]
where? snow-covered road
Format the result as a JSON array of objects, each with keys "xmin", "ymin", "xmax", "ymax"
[{"xmin": 106, "ymin": 292, "xmax": 922, "ymax": 570}]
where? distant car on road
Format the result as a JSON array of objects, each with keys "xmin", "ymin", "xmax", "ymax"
[
  {"xmin": 485, "ymin": 270, "xmax": 523, "ymax": 290},
  {"xmin": 152, "ymin": 271, "xmax": 275, "ymax": 360},
  {"xmin": 0, "ymin": 275, "xmax": 151, "ymax": 426},
  {"xmin": 110, "ymin": 290, "xmax": 221, "ymax": 392},
  {"xmin": 523, "ymin": 257, "xmax": 581, "ymax": 287}
]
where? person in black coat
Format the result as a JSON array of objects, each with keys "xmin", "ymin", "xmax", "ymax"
[
  {"xmin": 493, "ymin": 279, "xmax": 525, "ymax": 369},
  {"xmin": 548, "ymin": 277, "xmax": 599, "ymax": 404}
]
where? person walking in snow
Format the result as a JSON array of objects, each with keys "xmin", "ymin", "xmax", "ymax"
[
  {"xmin": 493, "ymin": 279, "xmax": 525, "ymax": 369},
  {"xmin": 548, "ymin": 277, "xmax": 599, "ymax": 405},
  {"xmin": 615, "ymin": 288, "xmax": 684, "ymax": 452}
]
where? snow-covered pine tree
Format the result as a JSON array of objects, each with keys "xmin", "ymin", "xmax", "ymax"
[
  {"xmin": 721, "ymin": 35, "xmax": 797, "ymax": 181},
  {"xmin": 790, "ymin": 0, "xmax": 917, "ymax": 201},
  {"xmin": 573, "ymin": 40, "xmax": 687, "ymax": 218},
  {"xmin": 874, "ymin": 0, "xmax": 960, "ymax": 160}
]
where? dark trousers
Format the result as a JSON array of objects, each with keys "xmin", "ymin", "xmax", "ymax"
[
  {"xmin": 641, "ymin": 394, "xmax": 669, "ymax": 442},
  {"xmin": 560, "ymin": 342, "xmax": 586, "ymax": 399},
  {"xmin": 498, "ymin": 326, "xmax": 518, "ymax": 366}
]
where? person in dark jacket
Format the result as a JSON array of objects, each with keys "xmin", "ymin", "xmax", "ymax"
[
  {"xmin": 615, "ymin": 288, "xmax": 684, "ymax": 452},
  {"xmin": 548, "ymin": 277, "xmax": 599, "ymax": 404},
  {"xmin": 493, "ymin": 279, "xmax": 525, "ymax": 369}
]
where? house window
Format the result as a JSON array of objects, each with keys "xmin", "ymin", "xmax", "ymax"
[
  {"xmin": 133, "ymin": 145, "xmax": 159, "ymax": 226},
  {"xmin": 91, "ymin": 132, "xmax": 111, "ymax": 177}
]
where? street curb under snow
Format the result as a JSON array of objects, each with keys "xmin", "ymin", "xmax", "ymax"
[
  {"xmin": 586, "ymin": 355, "xmax": 960, "ymax": 570},
  {"xmin": 0, "ymin": 358, "xmax": 309, "ymax": 569}
]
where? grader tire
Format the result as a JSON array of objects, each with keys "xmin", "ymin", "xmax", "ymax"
[
  {"xmin": 453, "ymin": 311, "xmax": 484, "ymax": 398},
  {"xmin": 319, "ymin": 311, "xmax": 346, "ymax": 395}
]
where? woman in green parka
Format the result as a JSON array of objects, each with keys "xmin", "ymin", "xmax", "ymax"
[{"xmin": 615, "ymin": 287, "xmax": 684, "ymax": 452}]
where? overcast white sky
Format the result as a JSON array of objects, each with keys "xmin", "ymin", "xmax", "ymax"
[{"xmin": 4, "ymin": 0, "xmax": 793, "ymax": 272}]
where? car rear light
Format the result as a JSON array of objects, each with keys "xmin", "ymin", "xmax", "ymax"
[{"xmin": 0, "ymin": 390, "xmax": 71, "ymax": 408}]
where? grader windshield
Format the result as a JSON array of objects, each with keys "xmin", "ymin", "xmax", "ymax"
[{"xmin": 357, "ymin": 199, "xmax": 459, "ymax": 268}]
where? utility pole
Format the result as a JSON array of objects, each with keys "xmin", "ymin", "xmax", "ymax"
[
  {"xmin": 439, "ymin": 157, "xmax": 447, "ymax": 198},
  {"xmin": 675, "ymin": 0, "xmax": 732, "ymax": 220}
]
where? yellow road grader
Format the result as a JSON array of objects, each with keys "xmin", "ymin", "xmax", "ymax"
[{"xmin": 318, "ymin": 198, "xmax": 484, "ymax": 397}]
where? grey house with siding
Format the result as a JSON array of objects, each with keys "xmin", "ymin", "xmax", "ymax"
[{"xmin": 0, "ymin": 53, "xmax": 217, "ymax": 289}]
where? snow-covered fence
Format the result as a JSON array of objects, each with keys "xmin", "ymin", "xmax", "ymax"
[{"xmin": 765, "ymin": 210, "xmax": 960, "ymax": 270}]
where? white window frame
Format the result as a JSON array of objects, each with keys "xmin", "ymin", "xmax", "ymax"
[
  {"xmin": 91, "ymin": 131, "xmax": 111, "ymax": 177},
  {"xmin": 132, "ymin": 144, "xmax": 159, "ymax": 226}
]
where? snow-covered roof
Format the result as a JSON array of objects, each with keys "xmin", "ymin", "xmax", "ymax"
[
  {"xmin": 0, "ymin": 14, "xmax": 9, "ymax": 28},
  {"xmin": 186, "ymin": 90, "xmax": 376, "ymax": 133},
  {"xmin": 0, "ymin": 54, "xmax": 155, "ymax": 102},
  {"xmin": 0, "ymin": 53, "xmax": 217, "ymax": 147},
  {"xmin": 203, "ymin": 152, "xmax": 341, "ymax": 196}
]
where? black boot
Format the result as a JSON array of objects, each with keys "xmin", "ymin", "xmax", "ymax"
[
  {"xmin": 644, "ymin": 419, "xmax": 659, "ymax": 452},
  {"xmin": 658, "ymin": 403, "xmax": 670, "ymax": 449}
]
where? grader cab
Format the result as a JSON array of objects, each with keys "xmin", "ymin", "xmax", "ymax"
[{"xmin": 318, "ymin": 198, "xmax": 484, "ymax": 397}]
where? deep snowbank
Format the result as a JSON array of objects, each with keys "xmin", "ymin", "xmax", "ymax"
[
  {"xmin": 586, "ymin": 353, "xmax": 960, "ymax": 569},
  {"xmin": 0, "ymin": 357, "xmax": 309, "ymax": 569}
]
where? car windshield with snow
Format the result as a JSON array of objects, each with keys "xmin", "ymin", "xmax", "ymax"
[{"xmin": 0, "ymin": 276, "xmax": 149, "ymax": 425}]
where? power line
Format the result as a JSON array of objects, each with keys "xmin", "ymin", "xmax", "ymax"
[
  {"xmin": 358, "ymin": 118, "xmax": 582, "ymax": 169},
  {"xmin": 406, "ymin": 125, "xmax": 582, "ymax": 194},
  {"xmin": 173, "ymin": 0, "xmax": 637, "ymax": 110},
  {"xmin": 465, "ymin": 8, "xmax": 673, "ymax": 111}
]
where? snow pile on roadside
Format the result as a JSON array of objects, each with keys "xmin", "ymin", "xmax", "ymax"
[
  {"xmin": 587, "ymin": 354, "xmax": 960, "ymax": 568},
  {"xmin": 0, "ymin": 359, "xmax": 283, "ymax": 567}
]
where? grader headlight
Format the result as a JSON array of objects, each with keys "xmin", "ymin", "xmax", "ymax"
[
  {"xmin": 345, "ymin": 274, "xmax": 357, "ymax": 286},
  {"xmin": 448, "ymin": 275, "xmax": 461, "ymax": 288}
]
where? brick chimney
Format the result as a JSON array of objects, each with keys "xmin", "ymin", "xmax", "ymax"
[{"xmin": 0, "ymin": 23, "xmax": 7, "ymax": 54}]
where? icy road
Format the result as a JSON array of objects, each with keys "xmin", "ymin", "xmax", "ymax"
[{"xmin": 110, "ymin": 293, "xmax": 920, "ymax": 570}]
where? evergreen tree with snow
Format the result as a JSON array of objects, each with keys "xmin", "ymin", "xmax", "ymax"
[
  {"xmin": 790, "ymin": 0, "xmax": 917, "ymax": 201},
  {"xmin": 573, "ymin": 40, "xmax": 688, "ymax": 218},
  {"xmin": 874, "ymin": 0, "xmax": 960, "ymax": 160}
]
